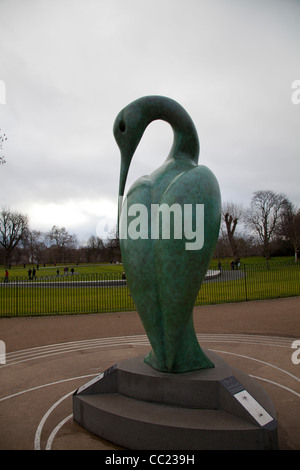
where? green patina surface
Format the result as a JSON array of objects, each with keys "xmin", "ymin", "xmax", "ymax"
[{"xmin": 114, "ymin": 96, "xmax": 221, "ymax": 373}]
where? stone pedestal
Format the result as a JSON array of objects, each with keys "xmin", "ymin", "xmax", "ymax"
[{"xmin": 73, "ymin": 350, "xmax": 278, "ymax": 450}]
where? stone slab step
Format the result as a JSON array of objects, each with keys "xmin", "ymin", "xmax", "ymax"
[
  {"xmin": 73, "ymin": 354, "xmax": 278, "ymax": 449},
  {"xmin": 74, "ymin": 392, "xmax": 271, "ymax": 450}
]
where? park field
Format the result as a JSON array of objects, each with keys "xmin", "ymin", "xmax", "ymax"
[
  {"xmin": 0, "ymin": 256, "xmax": 299, "ymax": 317},
  {"xmin": 1, "ymin": 262, "xmax": 124, "ymax": 279},
  {"xmin": 1, "ymin": 256, "xmax": 297, "ymax": 279}
]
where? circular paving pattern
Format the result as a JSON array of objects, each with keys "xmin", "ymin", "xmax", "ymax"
[{"xmin": 1, "ymin": 332, "xmax": 299, "ymax": 450}]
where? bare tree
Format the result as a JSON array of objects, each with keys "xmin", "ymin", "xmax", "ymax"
[
  {"xmin": 222, "ymin": 202, "xmax": 243, "ymax": 261},
  {"xmin": 86, "ymin": 235, "xmax": 105, "ymax": 262},
  {"xmin": 244, "ymin": 190, "xmax": 288, "ymax": 260},
  {"xmin": 278, "ymin": 201, "xmax": 300, "ymax": 262},
  {"xmin": 0, "ymin": 130, "xmax": 7, "ymax": 165},
  {"xmin": 22, "ymin": 229, "xmax": 45, "ymax": 264},
  {"xmin": 0, "ymin": 208, "xmax": 29, "ymax": 266},
  {"xmin": 104, "ymin": 225, "xmax": 121, "ymax": 262},
  {"xmin": 46, "ymin": 225, "xmax": 78, "ymax": 248},
  {"xmin": 46, "ymin": 225, "xmax": 78, "ymax": 263}
]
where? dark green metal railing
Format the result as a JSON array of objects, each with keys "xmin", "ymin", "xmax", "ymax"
[
  {"xmin": 197, "ymin": 262, "xmax": 300, "ymax": 305},
  {"xmin": 0, "ymin": 263, "xmax": 299, "ymax": 317}
]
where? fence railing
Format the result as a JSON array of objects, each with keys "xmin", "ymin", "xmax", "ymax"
[
  {"xmin": 198, "ymin": 262, "xmax": 300, "ymax": 305},
  {"xmin": 0, "ymin": 263, "xmax": 299, "ymax": 317}
]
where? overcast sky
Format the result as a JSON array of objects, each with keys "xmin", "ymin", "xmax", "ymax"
[{"xmin": 0, "ymin": 0, "xmax": 299, "ymax": 242}]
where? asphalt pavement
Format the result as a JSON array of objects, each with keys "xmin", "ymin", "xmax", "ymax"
[{"xmin": 0, "ymin": 297, "xmax": 299, "ymax": 450}]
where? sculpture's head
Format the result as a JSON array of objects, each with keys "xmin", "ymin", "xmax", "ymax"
[
  {"xmin": 114, "ymin": 100, "xmax": 148, "ymax": 199},
  {"xmin": 114, "ymin": 95, "xmax": 200, "ymax": 231}
]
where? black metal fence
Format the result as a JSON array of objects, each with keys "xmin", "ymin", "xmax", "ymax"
[{"xmin": 0, "ymin": 263, "xmax": 299, "ymax": 317}]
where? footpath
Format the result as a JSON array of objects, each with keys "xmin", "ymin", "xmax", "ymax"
[{"xmin": 0, "ymin": 297, "xmax": 299, "ymax": 450}]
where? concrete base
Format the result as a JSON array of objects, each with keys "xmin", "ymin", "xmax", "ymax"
[{"xmin": 73, "ymin": 350, "xmax": 278, "ymax": 450}]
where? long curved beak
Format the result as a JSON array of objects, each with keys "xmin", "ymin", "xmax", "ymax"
[{"xmin": 117, "ymin": 155, "xmax": 130, "ymax": 236}]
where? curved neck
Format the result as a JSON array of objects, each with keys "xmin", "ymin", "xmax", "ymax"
[{"xmin": 139, "ymin": 96, "xmax": 200, "ymax": 164}]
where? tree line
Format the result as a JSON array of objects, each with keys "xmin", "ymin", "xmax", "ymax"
[
  {"xmin": 0, "ymin": 190, "xmax": 299, "ymax": 267},
  {"xmin": 0, "ymin": 214, "xmax": 121, "ymax": 267},
  {"xmin": 217, "ymin": 190, "xmax": 300, "ymax": 262}
]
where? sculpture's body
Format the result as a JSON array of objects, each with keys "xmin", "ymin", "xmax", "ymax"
[
  {"xmin": 114, "ymin": 96, "xmax": 221, "ymax": 373},
  {"xmin": 73, "ymin": 97, "xmax": 277, "ymax": 451}
]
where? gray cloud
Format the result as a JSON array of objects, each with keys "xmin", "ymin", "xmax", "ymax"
[{"xmin": 0, "ymin": 0, "xmax": 299, "ymax": 240}]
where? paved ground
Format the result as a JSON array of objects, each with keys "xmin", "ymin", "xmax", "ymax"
[{"xmin": 0, "ymin": 297, "xmax": 299, "ymax": 450}]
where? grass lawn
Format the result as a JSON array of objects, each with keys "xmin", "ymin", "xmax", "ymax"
[
  {"xmin": 210, "ymin": 256, "xmax": 296, "ymax": 268},
  {"xmin": 0, "ymin": 257, "xmax": 299, "ymax": 316},
  {"xmin": 0, "ymin": 284, "xmax": 135, "ymax": 316},
  {"xmin": 1, "ymin": 262, "xmax": 124, "ymax": 279},
  {"xmin": 1, "ymin": 256, "xmax": 296, "ymax": 279},
  {"xmin": 197, "ymin": 263, "xmax": 300, "ymax": 305}
]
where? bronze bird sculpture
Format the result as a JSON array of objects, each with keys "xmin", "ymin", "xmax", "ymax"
[{"xmin": 114, "ymin": 96, "xmax": 221, "ymax": 373}]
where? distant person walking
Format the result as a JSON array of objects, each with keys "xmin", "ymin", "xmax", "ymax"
[{"xmin": 4, "ymin": 269, "xmax": 9, "ymax": 283}]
